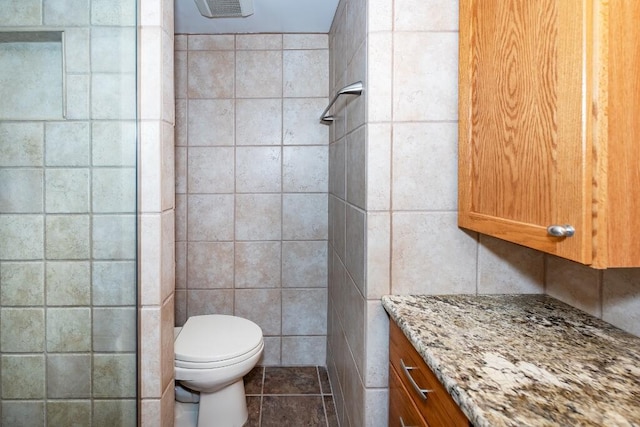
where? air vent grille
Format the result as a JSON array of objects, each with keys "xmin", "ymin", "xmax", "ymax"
[{"xmin": 194, "ymin": 0, "xmax": 254, "ymax": 18}]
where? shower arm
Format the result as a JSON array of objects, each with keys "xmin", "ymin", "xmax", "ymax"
[{"xmin": 320, "ymin": 81, "xmax": 363, "ymax": 124}]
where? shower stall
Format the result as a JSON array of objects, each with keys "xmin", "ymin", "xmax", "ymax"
[{"xmin": 0, "ymin": 1, "xmax": 139, "ymax": 425}]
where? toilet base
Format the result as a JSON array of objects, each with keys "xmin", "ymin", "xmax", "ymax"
[{"xmin": 197, "ymin": 379, "xmax": 248, "ymax": 427}]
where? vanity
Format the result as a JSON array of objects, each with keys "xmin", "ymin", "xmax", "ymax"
[{"xmin": 382, "ymin": 294, "xmax": 640, "ymax": 426}]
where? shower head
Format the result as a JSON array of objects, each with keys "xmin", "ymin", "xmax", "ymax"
[{"xmin": 194, "ymin": 0, "xmax": 254, "ymax": 18}]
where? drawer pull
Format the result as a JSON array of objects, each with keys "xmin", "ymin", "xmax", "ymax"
[
  {"xmin": 399, "ymin": 416, "xmax": 418, "ymax": 427},
  {"xmin": 400, "ymin": 358, "xmax": 433, "ymax": 400}
]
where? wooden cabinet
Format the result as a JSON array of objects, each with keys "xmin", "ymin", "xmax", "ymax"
[
  {"xmin": 458, "ymin": 0, "xmax": 640, "ymax": 268},
  {"xmin": 388, "ymin": 321, "xmax": 469, "ymax": 427}
]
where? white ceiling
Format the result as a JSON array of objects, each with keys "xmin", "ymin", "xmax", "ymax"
[{"xmin": 175, "ymin": 0, "xmax": 340, "ymax": 34}]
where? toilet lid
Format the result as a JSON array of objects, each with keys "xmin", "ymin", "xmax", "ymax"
[{"xmin": 174, "ymin": 315, "xmax": 263, "ymax": 363}]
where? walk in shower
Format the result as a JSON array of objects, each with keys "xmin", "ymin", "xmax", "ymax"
[{"xmin": 0, "ymin": 1, "xmax": 138, "ymax": 425}]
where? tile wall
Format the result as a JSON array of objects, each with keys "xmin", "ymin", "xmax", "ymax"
[
  {"xmin": 138, "ymin": 0, "xmax": 176, "ymax": 425},
  {"xmin": 0, "ymin": 0, "xmax": 139, "ymax": 425},
  {"xmin": 174, "ymin": 33, "xmax": 330, "ymax": 366},
  {"xmin": 327, "ymin": 1, "xmax": 640, "ymax": 426}
]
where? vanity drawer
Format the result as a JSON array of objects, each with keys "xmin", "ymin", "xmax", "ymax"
[
  {"xmin": 389, "ymin": 362, "xmax": 427, "ymax": 427},
  {"xmin": 389, "ymin": 321, "xmax": 469, "ymax": 427}
]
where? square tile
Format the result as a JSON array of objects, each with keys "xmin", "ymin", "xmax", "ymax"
[
  {"xmin": 187, "ymin": 51, "xmax": 234, "ymax": 98},
  {"xmin": 45, "ymin": 121, "xmax": 89, "ymax": 166},
  {"xmin": 45, "ymin": 169, "xmax": 89, "ymax": 213},
  {"xmin": 282, "ymin": 241, "xmax": 327, "ymax": 288},
  {"xmin": 236, "ymin": 147, "xmax": 282, "ymax": 193},
  {"xmin": 92, "ymin": 168, "xmax": 137, "ymax": 213},
  {"xmin": 261, "ymin": 396, "xmax": 326, "ymax": 426},
  {"xmin": 186, "ymin": 242, "xmax": 234, "ymax": 289},
  {"xmin": 1, "ymin": 355, "xmax": 45, "ymax": 399},
  {"xmin": 235, "ymin": 242, "xmax": 281, "ymax": 288},
  {"xmin": 186, "ymin": 289, "xmax": 234, "ymax": 317},
  {"xmin": 282, "ymin": 289, "xmax": 327, "ymax": 335},
  {"xmin": 235, "ymin": 194, "xmax": 282, "ymax": 241},
  {"xmin": 283, "ymin": 50, "xmax": 329, "ymax": 97},
  {"xmin": 282, "ymin": 194, "xmax": 328, "ymax": 240},
  {"xmin": 187, "ymin": 147, "xmax": 234, "ymax": 193},
  {"xmin": 283, "ymin": 98, "xmax": 329, "ymax": 146},
  {"xmin": 235, "ymin": 289, "xmax": 281, "ymax": 335},
  {"xmin": 236, "ymin": 50, "xmax": 282, "ymax": 98},
  {"xmin": 93, "ymin": 307, "xmax": 136, "ymax": 352},
  {"xmin": 92, "ymin": 215, "xmax": 136, "ymax": 260},
  {"xmin": 236, "ymin": 99, "xmax": 282, "ymax": 146},
  {"xmin": 93, "ymin": 354, "xmax": 136, "ymax": 398},
  {"xmin": 46, "ymin": 261, "xmax": 90, "ymax": 305},
  {"xmin": 46, "ymin": 354, "xmax": 91, "ymax": 398},
  {"xmin": 0, "ymin": 262, "xmax": 44, "ymax": 306},
  {"xmin": 46, "ymin": 401, "xmax": 91, "ymax": 427},
  {"xmin": 263, "ymin": 367, "xmax": 320, "ymax": 394},
  {"xmin": 281, "ymin": 337, "xmax": 327, "ymax": 366},
  {"xmin": 283, "ymin": 146, "xmax": 328, "ymax": 193},
  {"xmin": 45, "ymin": 215, "xmax": 90, "ymax": 260},
  {"xmin": 187, "ymin": 99, "xmax": 234, "ymax": 146},
  {"xmin": 0, "ymin": 122, "xmax": 43, "ymax": 167},
  {"xmin": 187, "ymin": 195, "xmax": 234, "ymax": 241},
  {"xmin": 92, "ymin": 261, "xmax": 136, "ymax": 306},
  {"xmin": 0, "ymin": 308, "xmax": 45, "ymax": 352},
  {"xmin": 0, "ymin": 214, "xmax": 44, "ymax": 260},
  {"xmin": 0, "ymin": 169, "xmax": 43, "ymax": 213},
  {"xmin": 46, "ymin": 307, "xmax": 91, "ymax": 352}
]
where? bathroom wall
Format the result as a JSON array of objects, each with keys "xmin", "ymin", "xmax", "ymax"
[
  {"xmin": 327, "ymin": 0, "xmax": 546, "ymax": 425},
  {"xmin": 173, "ymin": 33, "xmax": 330, "ymax": 366},
  {"xmin": 327, "ymin": 0, "xmax": 640, "ymax": 426},
  {"xmin": 138, "ymin": 0, "xmax": 176, "ymax": 425},
  {"xmin": 0, "ymin": 0, "xmax": 139, "ymax": 425}
]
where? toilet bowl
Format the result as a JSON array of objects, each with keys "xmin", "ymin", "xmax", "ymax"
[{"xmin": 174, "ymin": 315, "xmax": 264, "ymax": 427}]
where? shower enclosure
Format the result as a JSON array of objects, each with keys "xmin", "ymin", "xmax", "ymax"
[{"xmin": 0, "ymin": 1, "xmax": 138, "ymax": 425}]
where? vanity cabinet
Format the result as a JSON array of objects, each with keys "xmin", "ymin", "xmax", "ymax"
[
  {"xmin": 458, "ymin": 0, "xmax": 640, "ymax": 268},
  {"xmin": 388, "ymin": 321, "xmax": 470, "ymax": 427}
]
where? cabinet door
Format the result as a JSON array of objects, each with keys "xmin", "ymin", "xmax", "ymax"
[{"xmin": 458, "ymin": 0, "xmax": 593, "ymax": 263}]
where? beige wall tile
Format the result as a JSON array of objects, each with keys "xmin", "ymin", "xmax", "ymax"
[
  {"xmin": 92, "ymin": 121, "xmax": 135, "ymax": 167},
  {"xmin": 45, "ymin": 169, "xmax": 89, "ymax": 213},
  {"xmin": 366, "ymin": 212, "xmax": 390, "ymax": 298},
  {"xmin": 46, "ymin": 308, "xmax": 91, "ymax": 352},
  {"xmin": 174, "ymin": 50, "xmax": 188, "ymax": 99},
  {"xmin": 392, "ymin": 122, "xmax": 458, "ymax": 211},
  {"xmin": 186, "ymin": 289, "xmax": 234, "ymax": 317},
  {"xmin": 346, "ymin": 126, "xmax": 366, "ymax": 208},
  {"xmin": 47, "ymin": 401, "xmax": 91, "ymax": 426},
  {"xmin": 0, "ymin": 122, "xmax": 44, "ymax": 167},
  {"xmin": 0, "ymin": 262, "xmax": 44, "ymax": 306},
  {"xmin": 368, "ymin": 0, "xmax": 392, "ymax": 32},
  {"xmin": 140, "ymin": 307, "xmax": 161, "ymax": 397},
  {"xmin": 261, "ymin": 336, "xmax": 282, "ymax": 366},
  {"xmin": 93, "ymin": 354, "xmax": 136, "ymax": 398},
  {"xmin": 91, "ymin": 73, "xmax": 136, "ymax": 120},
  {"xmin": 236, "ymin": 50, "xmax": 283, "ymax": 98},
  {"xmin": 92, "ymin": 0, "xmax": 136, "ymax": 26},
  {"xmin": 92, "ymin": 261, "xmax": 136, "ymax": 306},
  {"xmin": 365, "ymin": 302, "xmax": 389, "ymax": 388},
  {"xmin": 367, "ymin": 33, "xmax": 392, "ymax": 122},
  {"xmin": 366, "ymin": 123, "xmax": 391, "ymax": 211},
  {"xmin": 187, "ymin": 99, "xmax": 235, "ymax": 146},
  {"xmin": 187, "ymin": 242, "xmax": 234, "ymax": 289},
  {"xmin": 46, "ymin": 215, "xmax": 90, "ymax": 260},
  {"xmin": 0, "ymin": 169, "xmax": 43, "ymax": 213},
  {"xmin": 236, "ymin": 194, "xmax": 282, "ymax": 241},
  {"xmin": 187, "ymin": 51, "xmax": 234, "ymax": 98},
  {"xmin": 1, "ymin": 355, "xmax": 45, "ymax": 399},
  {"xmin": 602, "ymin": 269, "xmax": 640, "ymax": 337},
  {"xmin": 0, "ymin": 215, "xmax": 44, "ymax": 260},
  {"xmin": 235, "ymin": 289, "xmax": 282, "ymax": 335},
  {"xmin": 345, "ymin": 206, "xmax": 365, "ymax": 294},
  {"xmin": 283, "ymin": 146, "xmax": 328, "ymax": 192},
  {"xmin": 92, "ymin": 168, "xmax": 136, "ymax": 213},
  {"xmin": 188, "ymin": 34, "xmax": 234, "ymax": 51},
  {"xmin": 236, "ymin": 147, "xmax": 282, "ymax": 193},
  {"xmin": 139, "ymin": 214, "xmax": 161, "ymax": 305},
  {"xmin": 393, "ymin": 32, "xmax": 458, "ymax": 121},
  {"xmin": 284, "ymin": 50, "xmax": 329, "ymax": 97},
  {"xmin": 236, "ymin": 34, "xmax": 282, "ymax": 50},
  {"xmin": 329, "ymin": 139, "xmax": 346, "ymax": 199},
  {"xmin": 0, "ymin": 0, "xmax": 42, "ymax": 26},
  {"xmin": 281, "ymin": 336, "xmax": 327, "ymax": 365},
  {"xmin": 391, "ymin": 212, "xmax": 477, "ymax": 294},
  {"xmin": 0, "ymin": 308, "xmax": 45, "ymax": 352},
  {"xmin": 46, "ymin": 262, "xmax": 90, "ymax": 305},
  {"xmin": 187, "ymin": 147, "xmax": 234, "ymax": 193},
  {"xmin": 43, "ymin": 0, "xmax": 89, "ymax": 25},
  {"xmin": 46, "ymin": 355, "xmax": 91, "ymax": 398},
  {"xmin": 235, "ymin": 242, "xmax": 281, "ymax": 288},
  {"xmin": 283, "ymin": 98, "xmax": 329, "ymax": 145},
  {"xmin": 93, "ymin": 308, "xmax": 136, "ymax": 352},
  {"xmin": 546, "ymin": 256, "xmax": 601, "ymax": 317},
  {"xmin": 394, "ymin": 0, "xmax": 459, "ymax": 31},
  {"xmin": 46, "ymin": 122, "xmax": 90, "ymax": 166},
  {"xmin": 236, "ymin": 99, "xmax": 282, "ymax": 145},
  {"xmin": 92, "ymin": 215, "xmax": 136, "ymax": 260},
  {"xmin": 283, "ymin": 194, "xmax": 328, "ymax": 240},
  {"xmin": 282, "ymin": 288, "xmax": 327, "ymax": 335},
  {"xmin": 283, "ymin": 34, "xmax": 328, "ymax": 50},
  {"xmin": 282, "ymin": 241, "xmax": 328, "ymax": 288},
  {"xmin": 477, "ymin": 236, "xmax": 545, "ymax": 294},
  {"xmin": 187, "ymin": 194, "xmax": 234, "ymax": 241}
]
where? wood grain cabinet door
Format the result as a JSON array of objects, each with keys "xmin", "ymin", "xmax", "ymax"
[{"xmin": 458, "ymin": 0, "xmax": 593, "ymax": 264}]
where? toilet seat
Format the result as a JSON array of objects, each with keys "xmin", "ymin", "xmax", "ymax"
[{"xmin": 175, "ymin": 315, "xmax": 263, "ymax": 369}]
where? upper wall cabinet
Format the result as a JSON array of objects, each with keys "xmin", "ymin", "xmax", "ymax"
[{"xmin": 458, "ymin": 0, "xmax": 640, "ymax": 268}]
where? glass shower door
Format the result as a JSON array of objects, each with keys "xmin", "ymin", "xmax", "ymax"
[{"xmin": 0, "ymin": 1, "xmax": 138, "ymax": 425}]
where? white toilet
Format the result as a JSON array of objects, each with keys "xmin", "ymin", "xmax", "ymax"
[{"xmin": 174, "ymin": 315, "xmax": 264, "ymax": 427}]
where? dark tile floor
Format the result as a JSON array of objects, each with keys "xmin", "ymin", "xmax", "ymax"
[{"xmin": 243, "ymin": 366, "xmax": 339, "ymax": 427}]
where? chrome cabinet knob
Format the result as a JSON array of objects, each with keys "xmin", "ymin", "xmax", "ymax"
[{"xmin": 547, "ymin": 224, "xmax": 575, "ymax": 237}]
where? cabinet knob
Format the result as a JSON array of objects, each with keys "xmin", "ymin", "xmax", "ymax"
[{"xmin": 547, "ymin": 224, "xmax": 575, "ymax": 237}]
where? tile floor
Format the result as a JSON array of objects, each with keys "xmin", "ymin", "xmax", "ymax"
[{"xmin": 243, "ymin": 366, "xmax": 339, "ymax": 427}]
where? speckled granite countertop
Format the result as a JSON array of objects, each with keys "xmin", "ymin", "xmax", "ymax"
[{"xmin": 382, "ymin": 294, "xmax": 640, "ymax": 427}]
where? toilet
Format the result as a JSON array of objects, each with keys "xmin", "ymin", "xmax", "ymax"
[{"xmin": 174, "ymin": 315, "xmax": 264, "ymax": 427}]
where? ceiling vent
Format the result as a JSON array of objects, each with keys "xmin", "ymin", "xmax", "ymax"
[{"xmin": 194, "ymin": 0, "xmax": 254, "ymax": 18}]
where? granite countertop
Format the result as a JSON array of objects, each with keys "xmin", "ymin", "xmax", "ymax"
[{"xmin": 381, "ymin": 294, "xmax": 640, "ymax": 427}]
